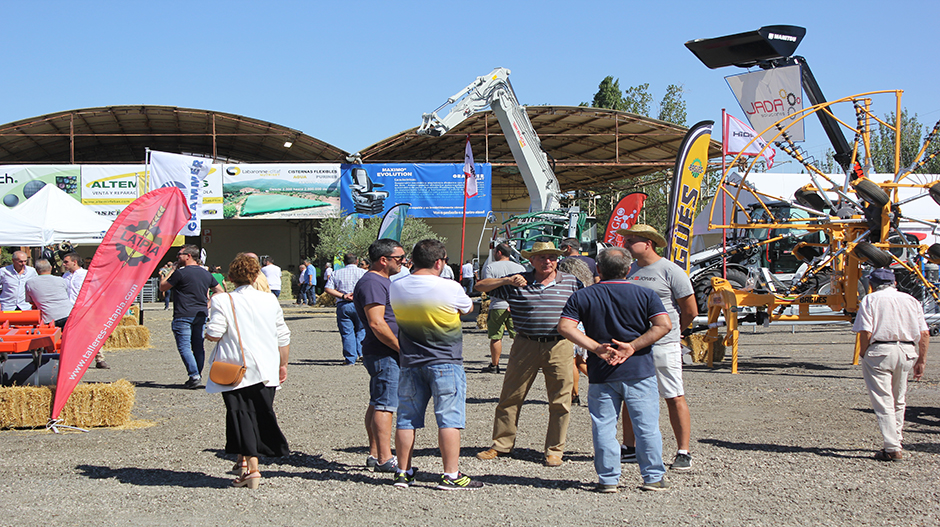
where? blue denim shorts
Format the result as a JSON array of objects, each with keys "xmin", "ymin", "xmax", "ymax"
[
  {"xmin": 363, "ymin": 355, "xmax": 400, "ymax": 412},
  {"xmin": 397, "ymin": 363, "xmax": 466, "ymax": 430}
]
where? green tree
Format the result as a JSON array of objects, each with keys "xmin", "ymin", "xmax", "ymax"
[
  {"xmin": 622, "ymin": 83, "xmax": 652, "ymax": 116},
  {"xmin": 658, "ymin": 84, "xmax": 687, "ymax": 126},
  {"xmin": 314, "ymin": 213, "xmax": 445, "ymax": 263},
  {"xmin": 591, "ymin": 76, "xmax": 625, "ymax": 111},
  {"xmin": 819, "ymin": 109, "xmax": 940, "ymax": 175}
]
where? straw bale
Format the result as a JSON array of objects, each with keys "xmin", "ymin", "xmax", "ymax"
[
  {"xmin": 103, "ymin": 326, "xmax": 150, "ymax": 350},
  {"xmin": 315, "ymin": 292, "xmax": 335, "ymax": 307},
  {"xmin": 684, "ymin": 334, "xmax": 726, "ymax": 363},
  {"xmin": 118, "ymin": 315, "xmax": 138, "ymax": 327},
  {"xmin": 475, "ymin": 298, "xmax": 490, "ymax": 330},
  {"xmin": 0, "ymin": 379, "xmax": 135, "ymax": 429}
]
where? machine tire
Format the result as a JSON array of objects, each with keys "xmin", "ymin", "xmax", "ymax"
[
  {"xmin": 794, "ymin": 188, "xmax": 827, "ymax": 212},
  {"xmin": 927, "ymin": 243, "xmax": 940, "ymax": 263},
  {"xmin": 692, "ymin": 268, "xmax": 748, "ymax": 314},
  {"xmin": 854, "ymin": 179, "xmax": 890, "ymax": 207},
  {"xmin": 852, "ymin": 242, "xmax": 892, "ymax": 268},
  {"xmin": 791, "ymin": 267, "xmax": 832, "ymax": 295},
  {"xmin": 930, "ymin": 182, "xmax": 940, "ymax": 207}
]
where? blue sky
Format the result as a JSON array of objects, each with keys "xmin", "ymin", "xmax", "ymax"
[{"xmin": 3, "ymin": 0, "xmax": 937, "ymax": 169}]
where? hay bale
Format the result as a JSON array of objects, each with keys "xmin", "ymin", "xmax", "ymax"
[
  {"xmin": 315, "ymin": 292, "xmax": 335, "ymax": 307},
  {"xmin": 0, "ymin": 379, "xmax": 135, "ymax": 429},
  {"xmin": 683, "ymin": 334, "xmax": 726, "ymax": 363},
  {"xmin": 103, "ymin": 326, "xmax": 150, "ymax": 350},
  {"xmin": 118, "ymin": 315, "xmax": 138, "ymax": 327},
  {"xmin": 476, "ymin": 298, "xmax": 490, "ymax": 330}
]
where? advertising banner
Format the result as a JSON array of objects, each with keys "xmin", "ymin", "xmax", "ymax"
[
  {"xmin": 201, "ymin": 166, "xmax": 223, "ymax": 220},
  {"xmin": 0, "ymin": 165, "xmax": 80, "ymax": 209},
  {"xmin": 666, "ymin": 120, "xmax": 714, "ymax": 273},
  {"xmin": 148, "ymin": 151, "xmax": 212, "ymax": 236},
  {"xmin": 222, "ymin": 163, "xmax": 342, "ymax": 219},
  {"xmin": 80, "ymin": 165, "xmax": 143, "ymax": 219},
  {"xmin": 340, "ymin": 163, "xmax": 491, "ymax": 218},
  {"xmin": 52, "ymin": 187, "xmax": 190, "ymax": 423},
  {"xmin": 726, "ymin": 64, "xmax": 804, "ymax": 142},
  {"xmin": 603, "ymin": 192, "xmax": 647, "ymax": 247}
]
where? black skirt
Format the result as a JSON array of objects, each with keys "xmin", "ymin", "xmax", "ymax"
[{"xmin": 221, "ymin": 382, "xmax": 289, "ymax": 457}]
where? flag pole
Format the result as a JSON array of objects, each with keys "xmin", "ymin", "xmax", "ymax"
[
  {"xmin": 721, "ymin": 109, "xmax": 728, "ymax": 279},
  {"xmin": 460, "ymin": 134, "xmax": 471, "ymax": 265}
]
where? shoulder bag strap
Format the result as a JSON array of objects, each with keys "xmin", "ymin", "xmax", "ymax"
[{"xmin": 228, "ymin": 293, "xmax": 246, "ymax": 368}]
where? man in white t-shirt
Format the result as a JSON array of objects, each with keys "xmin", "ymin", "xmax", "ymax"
[
  {"xmin": 261, "ymin": 257, "xmax": 282, "ymax": 298},
  {"xmin": 461, "ymin": 260, "xmax": 475, "ymax": 294},
  {"xmin": 61, "ymin": 252, "xmax": 88, "ymax": 303}
]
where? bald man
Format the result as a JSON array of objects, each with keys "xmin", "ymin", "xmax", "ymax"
[{"xmin": 0, "ymin": 251, "xmax": 37, "ymax": 310}]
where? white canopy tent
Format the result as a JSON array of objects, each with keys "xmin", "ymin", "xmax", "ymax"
[
  {"xmin": 0, "ymin": 205, "xmax": 55, "ymax": 246},
  {"xmin": 12, "ymin": 184, "xmax": 113, "ymax": 245}
]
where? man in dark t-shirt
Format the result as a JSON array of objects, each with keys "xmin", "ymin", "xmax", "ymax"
[
  {"xmin": 159, "ymin": 244, "xmax": 223, "ymax": 389},
  {"xmin": 353, "ymin": 239, "xmax": 404, "ymax": 474},
  {"xmin": 558, "ymin": 247, "xmax": 672, "ymax": 493}
]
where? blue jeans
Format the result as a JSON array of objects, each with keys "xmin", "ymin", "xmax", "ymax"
[
  {"xmin": 171, "ymin": 314, "xmax": 207, "ymax": 379},
  {"xmin": 588, "ymin": 376, "xmax": 665, "ymax": 485},
  {"xmin": 363, "ymin": 355, "xmax": 401, "ymax": 412},
  {"xmin": 397, "ymin": 363, "xmax": 467, "ymax": 430},
  {"xmin": 336, "ymin": 301, "xmax": 364, "ymax": 364}
]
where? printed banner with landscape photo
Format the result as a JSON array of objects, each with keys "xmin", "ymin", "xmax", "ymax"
[{"xmin": 222, "ymin": 163, "xmax": 342, "ymax": 219}]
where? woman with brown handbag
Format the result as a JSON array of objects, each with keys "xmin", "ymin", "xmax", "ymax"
[{"xmin": 205, "ymin": 254, "xmax": 291, "ymax": 489}]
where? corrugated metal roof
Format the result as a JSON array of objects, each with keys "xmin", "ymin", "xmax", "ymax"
[
  {"xmin": 0, "ymin": 106, "xmax": 348, "ymax": 163},
  {"xmin": 359, "ymin": 106, "xmax": 722, "ymax": 205}
]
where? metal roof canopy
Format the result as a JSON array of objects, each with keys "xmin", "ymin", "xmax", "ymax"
[
  {"xmin": 0, "ymin": 106, "xmax": 348, "ymax": 164},
  {"xmin": 0, "ymin": 105, "xmax": 722, "ymax": 207},
  {"xmin": 359, "ymin": 105, "xmax": 722, "ymax": 206}
]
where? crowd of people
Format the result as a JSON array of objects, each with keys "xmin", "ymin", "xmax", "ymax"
[{"xmin": 49, "ymin": 221, "xmax": 927, "ymax": 492}]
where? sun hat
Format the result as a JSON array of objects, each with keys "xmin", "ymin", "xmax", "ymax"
[
  {"xmin": 616, "ymin": 224, "xmax": 667, "ymax": 249},
  {"xmin": 521, "ymin": 241, "xmax": 565, "ymax": 259}
]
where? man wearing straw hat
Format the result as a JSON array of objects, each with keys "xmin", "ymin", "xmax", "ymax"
[
  {"xmin": 617, "ymin": 224, "xmax": 697, "ymax": 472},
  {"xmin": 475, "ymin": 241, "xmax": 583, "ymax": 467}
]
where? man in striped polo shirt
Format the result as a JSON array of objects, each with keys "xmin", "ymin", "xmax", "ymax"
[
  {"xmin": 475, "ymin": 241, "xmax": 583, "ymax": 467},
  {"xmin": 325, "ymin": 253, "xmax": 368, "ymax": 365}
]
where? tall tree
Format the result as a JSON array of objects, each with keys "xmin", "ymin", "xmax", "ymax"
[
  {"xmin": 591, "ymin": 76, "xmax": 625, "ymax": 111},
  {"xmin": 658, "ymin": 84, "xmax": 687, "ymax": 126},
  {"xmin": 315, "ymin": 213, "xmax": 445, "ymax": 263},
  {"xmin": 622, "ymin": 83, "xmax": 652, "ymax": 116},
  {"xmin": 818, "ymin": 109, "xmax": 940, "ymax": 175}
]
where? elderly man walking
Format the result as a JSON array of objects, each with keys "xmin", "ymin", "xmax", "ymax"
[
  {"xmin": 853, "ymin": 268, "xmax": 929, "ymax": 461},
  {"xmin": 618, "ymin": 224, "xmax": 697, "ymax": 471},
  {"xmin": 325, "ymin": 253, "xmax": 367, "ymax": 365},
  {"xmin": 559, "ymin": 247, "xmax": 672, "ymax": 492},
  {"xmin": 0, "ymin": 251, "xmax": 37, "ymax": 311},
  {"xmin": 475, "ymin": 241, "xmax": 582, "ymax": 467}
]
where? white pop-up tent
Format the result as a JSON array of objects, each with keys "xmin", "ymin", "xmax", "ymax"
[
  {"xmin": 12, "ymin": 184, "xmax": 114, "ymax": 245},
  {"xmin": 0, "ymin": 205, "xmax": 55, "ymax": 246}
]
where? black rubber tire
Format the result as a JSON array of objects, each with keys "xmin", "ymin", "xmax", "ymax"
[
  {"xmin": 791, "ymin": 267, "xmax": 832, "ymax": 295},
  {"xmin": 927, "ymin": 243, "xmax": 940, "ymax": 263},
  {"xmin": 794, "ymin": 188, "xmax": 827, "ymax": 212},
  {"xmin": 854, "ymin": 178, "xmax": 890, "ymax": 207},
  {"xmin": 930, "ymin": 182, "xmax": 940, "ymax": 207},
  {"xmin": 852, "ymin": 241, "xmax": 892, "ymax": 268},
  {"xmin": 692, "ymin": 268, "xmax": 748, "ymax": 314},
  {"xmin": 792, "ymin": 244, "xmax": 823, "ymax": 263}
]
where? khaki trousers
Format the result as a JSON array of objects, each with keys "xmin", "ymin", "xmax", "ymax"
[
  {"xmin": 862, "ymin": 342, "xmax": 917, "ymax": 452},
  {"xmin": 490, "ymin": 336, "xmax": 574, "ymax": 457}
]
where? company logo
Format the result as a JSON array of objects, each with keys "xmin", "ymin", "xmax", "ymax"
[
  {"xmin": 687, "ymin": 158, "xmax": 705, "ymax": 178},
  {"xmin": 768, "ymin": 32, "xmax": 797, "ymax": 42},
  {"xmin": 115, "ymin": 206, "xmax": 168, "ymax": 266},
  {"xmin": 160, "ymin": 181, "xmax": 187, "ymax": 191},
  {"xmin": 226, "ymin": 167, "xmax": 241, "ymax": 176},
  {"xmin": 203, "ymin": 208, "xmax": 218, "ymax": 215}
]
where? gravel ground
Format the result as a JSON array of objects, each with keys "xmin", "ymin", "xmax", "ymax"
[{"xmin": 2, "ymin": 303, "xmax": 939, "ymax": 526}]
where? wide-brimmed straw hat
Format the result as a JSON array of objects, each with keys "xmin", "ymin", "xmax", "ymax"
[
  {"xmin": 521, "ymin": 241, "xmax": 565, "ymax": 259},
  {"xmin": 616, "ymin": 224, "xmax": 667, "ymax": 248}
]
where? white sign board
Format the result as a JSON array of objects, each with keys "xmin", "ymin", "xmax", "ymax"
[{"xmin": 726, "ymin": 64, "xmax": 805, "ymax": 142}]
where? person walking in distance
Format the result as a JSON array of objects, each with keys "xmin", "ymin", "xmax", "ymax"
[{"xmin": 324, "ymin": 253, "xmax": 367, "ymax": 365}]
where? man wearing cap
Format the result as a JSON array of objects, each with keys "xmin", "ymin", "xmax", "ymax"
[
  {"xmin": 559, "ymin": 237, "xmax": 599, "ymax": 284},
  {"xmin": 618, "ymin": 224, "xmax": 698, "ymax": 472},
  {"xmin": 853, "ymin": 268, "xmax": 929, "ymax": 461},
  {"xmin": 475, "ymin": 241, "xmax": 583, "ymax": 467},
  {"xmin": 477, "ymin": 243, "xmax": 525, "ymax": 374}
]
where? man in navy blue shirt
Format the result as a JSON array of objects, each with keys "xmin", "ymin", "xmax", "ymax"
[{"xmin": 559, "ymin": 247, "xmax": 671, "ymax": 492}]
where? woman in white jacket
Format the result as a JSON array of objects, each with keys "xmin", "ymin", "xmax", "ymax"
[{"xmin": 205, "ymin": 254, "xmax": 291, "ymax": 489}]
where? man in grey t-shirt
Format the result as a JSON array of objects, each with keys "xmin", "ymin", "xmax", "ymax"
[
  {"xmin": 478, "ymin": 244, "xmax": 525, "ymax": 373},
  {"xmin": 25, "ymin": 259, "xmax": 73, "ymax": 327},
  {"xmin": 618, "ymin": 224, "xmax": 697, "ymax": 472}
]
